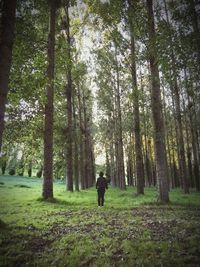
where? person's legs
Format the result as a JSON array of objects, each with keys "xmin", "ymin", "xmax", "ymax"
[
  {"xmin": 97, "ymin": 190, "xmax": 101, "ymax": 206},
  {"xmin": 98, "ymin": 189, "xmax": 106, "ymax": 206},
  {"xmin": 101, "ymin": 191, "xmax": 105, "ymax": 206}
]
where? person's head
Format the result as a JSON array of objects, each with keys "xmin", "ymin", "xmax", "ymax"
[{"xmin": 99, "ymin": 171, "xmax": 104, "ymax": 177}]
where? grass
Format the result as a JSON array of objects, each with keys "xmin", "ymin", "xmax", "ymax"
[{"xmin": 0, "ymin": 175, "xmax": 200, "ymax": 267}]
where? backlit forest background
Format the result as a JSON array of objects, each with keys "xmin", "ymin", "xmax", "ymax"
[
  {"xmin": 0, "ymin": 0, "xmax": 200, "ymax": 266},
  {"xmin": 0, "ymin": 0, "xmax": 199, "ymax": 201}
]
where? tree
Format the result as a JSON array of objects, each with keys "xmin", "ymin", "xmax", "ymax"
[
  {"xmin": 159, "ymin": 0, "xmax": 189, "ymax": 194},
  {"xmin": 62, "ymin": 0, "xmax": 73, "ymax": 192},
  {"xmin": 42, "ymin": 0, "xmax": 57, "ymax": 199},
  {"xmin": 146, "ymin": 0, "xmax": 169, "ymax": 202},
  {"xmin": 114, "ymin": 43, "xmax": 126, "ymax": 190},
  {"xmin": 0, "ymin": 0, "xmax": 17, "ymax": 152},
  {"xmin": 128, "ymin": 0, "xmax": 144, "ymax": 194}
]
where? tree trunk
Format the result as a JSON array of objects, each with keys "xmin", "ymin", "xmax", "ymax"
[
  {"xmin": 161, "ymin": 81, "xmax": 172, "ymax": 190},
  {"xmin": 108, "ymin": 111, "xmax": 116, "ymax": 186},
  {"xmin": 85, "ymin": 117, "xmax": 95, "ymax": 188},
  {"xmin": 0, "ymin": 0, "xmax": 17, "ymax": 152},
  {"xmin": 89, "ymin": 135, "xmax": 96, "ymax": 186},
  {"xmin": 183, "ymin": 96, "xmax": 194, "ymax": 187},
  {"xmin": 114, "ymin": 92, "xmax": 120, "ymax": 187},
  {"xmin": 163, "ymin": 0, "xmax": 189, "ymax": 193},
  {"xmin": 171, "ymin": 90, "xmax": 183, "ymax": 188},
  {"xmin": 148, "ymin": 139, "xmax": 155, "ymax": 186},
  {"xmin": 105, "ymin": 150, "xmax": 111, "ymax": 182},
  {"xmin": 63, "ymin": 2, "xmax": 73, "ymax": 192},
  {"xmin": 77, "ymin": 84, "xmax": 85, "ymax": 189},
  {"xmin": 73, "ymin": 95, "xmax": 79, "ymax": 191},
  {"xmin": 83, "ymin": 106, "xmax": 95, "ymax": 188},
  {"xmin": 83, "ymin": 93, "xmax": 89, "ymax": 188},
  {"xmin": 42, "ymin": 0, "xmax": 56, "ymax": 199},
  {"xmin": 187, "ymin": 97, "xmax": 200, "ymax": 191},
  {"xmin": 141, "ymin": 74, "xmax": 152, "ymax": 187},
  {"xmin": 172, "ymin": 151, "xmax": 179, "ymax": 188},
  {"xmin": 169, "ymin": 116, "xmax": 180, "ymax": 188},
  {"xmin": 146, "ymin": 0, "xmax": 169, "ymax": 203},
  {"xmin": 114, "ymin": 45, "xmax": 126, "ymax": 190},
  {"xmin": 189, "ymin": 0, "xmax": 200, "ymax": 67},
  {"xmin": 128, "ymin": 0, "xmax": 144, "ymax": 194},
  {"xmin": 127, "ymin": 145, "xmax": 134, "ymax": 186},
  {"xmin": 184, "ymin": 69, "xmax": 200, "ymax": 190}
]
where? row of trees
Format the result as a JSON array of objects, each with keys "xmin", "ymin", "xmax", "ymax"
[
  {"xmin": 0, "ymin": 0, "xmax": 96, "ymax": 199},
  {"xmin": 91, "ymin": 0, "xmax": 199, "ymax": 202},
  {"xmin": 0, "ymin": 0, "xmax": 199, "ymax": 202}
]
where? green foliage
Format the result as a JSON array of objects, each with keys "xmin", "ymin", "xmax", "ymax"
[{"xmin": 86, "ymin": 0, "xmax": 124, "ymax": 27}]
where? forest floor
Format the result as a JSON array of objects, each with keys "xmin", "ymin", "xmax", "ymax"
[{"xmin": 0, "ymin": 175, "xmax": 200, "ymax": 267}]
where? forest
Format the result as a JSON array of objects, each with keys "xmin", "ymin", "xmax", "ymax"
[{"xmin": 0, "ymin": 0, "xmax": 200, "ymax": 266}]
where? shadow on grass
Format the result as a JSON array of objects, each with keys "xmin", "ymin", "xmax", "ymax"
[
  {"xmin": 168, "ymin": 201, "xmax": 200, "ymax": 208},
  {"xmin": 14, "ymin": 184, "xmax": 32, "ymax": 188},
  {"xmin": 37, "ymin": 197, "xmax": 79, "ymax": 206},
  {"xmin": 142, "ymin": 200, "xmax": 200, "ymax": 208}
]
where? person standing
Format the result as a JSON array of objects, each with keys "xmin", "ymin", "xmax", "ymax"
[{"xmin": 96, "ymin": 171, "xmax": 108, "ymax": 207}]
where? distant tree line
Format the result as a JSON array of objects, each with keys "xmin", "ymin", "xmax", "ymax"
[{"xmin": 0, "ymin": 0, "xmax": 199, "ymax": 203}]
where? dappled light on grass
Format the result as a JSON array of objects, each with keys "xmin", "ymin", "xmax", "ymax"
[
  {"xmin": 0, "ymin": 175, "xmax": 200, "ymax": 266},
  {"xmin": 0, "ymin": 175, "xmax": 200, "ymax": 208}
]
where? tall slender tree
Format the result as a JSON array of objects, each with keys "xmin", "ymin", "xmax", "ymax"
[
  {"xmin": 72, "ymin": 92, "xmax": 79, "ymax": 191},
  {"xmin": 63, "ymin": 0, "xmax": 73, "ymax": 192},
  {"xmin": 114, "ymin": 44, "xmax": 126, "ymax": 190},
  {"xmin": 77, "ymin": 83, "xmax": 85, "ymax": 189},
  {"xmin": 0, "ymin": 0, "xmax": 17, "ymax": 152},
  {"xmin": 146, "ymin": 0, "xmax": 169, "ymax": 202},
  {"xmin": 163, "ymin": 0, "xmax": 189, "ymax": 194},
  {"xmin": 42, "ymin": 0, "xmax": 57, "ymax": 199},
  {"xmin": 128, "ymin": 0, "xmax": 144, "ymax": 194}
]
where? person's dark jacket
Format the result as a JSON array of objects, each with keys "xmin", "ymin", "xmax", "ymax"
[{"xmin": 96, "ymin": 177, "xmax": 108, "ymax": 191}]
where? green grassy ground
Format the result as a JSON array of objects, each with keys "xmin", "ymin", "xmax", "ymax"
[{"xmin": 0, "ymin": 175, "xmax": 200, "ymax": 267}]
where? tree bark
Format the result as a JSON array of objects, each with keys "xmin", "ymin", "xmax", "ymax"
[
  {"xmin": 114, "ymin": 45, "xmax": 126, "ymax": 190},
  {"xmin": 146, "ymin": 0, "xmax": 169, "ymax": 203},
  {"xmin": 127, "ymin": 143, "xmax": 134, "ymax": 186},
  {"xmin": 161, "ymin": 81, "xmax": 171, "ymax": 190},
  {"xmin": 163, "ymin": 0, "xmax": 189, "ymax": 193},
  {"xmin": 63, "ymin": 1, "xmax": 73, "ymax": 192},
  {"xmin": 77, "ymin": 84, "xmax": 85, "ymax": 189},
  {"xmin": 42, "ymin": 0, "xmax": 56, "ymax": 199},
  {"xmin": 73, "ymin": 94, "xmax": 79, "ymax": 191},
  {"xmin": 82, "ymin": 90, "xmax": 96, "ymax": 188},
  {"xmin": 0, "ymin": 0, "xmax": 17, "ymax": 152},
  {"xmin": 140, "ymin": 74, "xmax": 152, "ymax": 187},
  {"xmin": 184, "ymin": 71, "xmax": 200, "ymax": 191},
  {"xmin": 189, "ymin": 0, "xmax": 200, "ymax": 68},
  {"xmin": 108, "ymin": 111, "xmax": 116, "ymax": 186},
  {"xmin": 90, "ymin": 138, "xmax": 96, "ymax": 186},
  {"xmin": 83, "ymin": 92, "xmax": 89, "ymax": 188},
  {"xmin": 183, "ymin": 97, "xmax": 194, "ymax": 187},
  {"xmin": 128, "ymin": 0, "xmax": 145, "ymax": 194}
]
